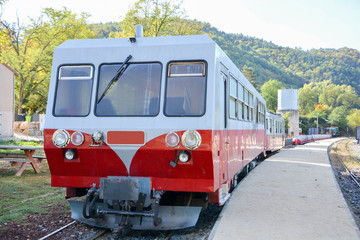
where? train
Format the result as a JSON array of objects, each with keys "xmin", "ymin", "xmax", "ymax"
[
  {"xmin": 44, "ymin": 25, "xmax": 285, "ymax": 231},
  {"xmin": 292, "ymin": 134, "xmax": 332, "ymax": 145}
]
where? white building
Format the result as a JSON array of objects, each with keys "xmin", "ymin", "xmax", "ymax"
[{"xmin": 0, "ymin": 63, "xmax": 18, "ymax": 138}]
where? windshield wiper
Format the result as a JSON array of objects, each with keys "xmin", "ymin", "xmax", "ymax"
[{"xmin": 97, "ymin": 55, "xmax": 132, "ymax": 104}]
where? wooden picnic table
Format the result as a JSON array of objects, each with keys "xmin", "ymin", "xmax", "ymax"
[{"xmin": 0, "ymin": 145, "xmax": 45, "ymax": 176}]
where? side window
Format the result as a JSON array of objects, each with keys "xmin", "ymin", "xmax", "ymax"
[
  {"xmin": 257, "ymin": 101, "xmax": 265, "ymax": 124},
  {"xmin": 229, "ymin": 76, "xmax": 237, "ymax": 119},
  {"xmin": 244, "ymin": 89, "xmax": 249, "ymax": 121},
  {"xmin": 238, "ymin": 83, "xmax": 244, "ymax": 120},
  {"xmin": 165, "ymin": 62, "xmax": 206, "ymax": 116},
  {"xmin": 266, "ymin": 117, "xmax": 268, "ymax": 130},
  {"xmin": 54, "ymin": 65, "xmax": 93, "ymax": 116},
  {"xmin": 249, "ymin": 93, "xmax": 253, "ymax": 122}
]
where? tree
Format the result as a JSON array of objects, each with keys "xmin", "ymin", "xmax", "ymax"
[
  {"xmin": 109, "ymin": 0, "xmax": 203, "ymax": 38},
  {"xmin": 298, "ymin": 80, "xmax": 360, "ymax": 116},
  {"xmin": 242, "ymin": 65, "xmax": 258, "ymax": 90},
  {"xmin": 260, "ymin": 79, "xmax": 284, "ymax": 112},
  {"xmin": 0, "ymin": 8, "xmax": 94, "ymax": 114},
  {"xmin": 281, "ymin": 112, "xmax": 291, "ymax": 131},
  {"xmin": 328, "ymin": 106, "xmax": 349, "ymax": 131},
  {"xmin": 346, "ymin": 109, "xmax": 360, "ymax": 130},
  {"xmin": 298, "ymin": 82, "xmax": 319, "ymax": 114}
]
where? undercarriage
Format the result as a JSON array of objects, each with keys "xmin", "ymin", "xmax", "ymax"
[{"xmin": 69, "ymin": 177, "xmax": 206, "ymax": 230}]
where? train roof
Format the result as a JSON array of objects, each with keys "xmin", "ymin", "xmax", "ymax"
[{"xmin": 56, "ymin": 34, "xmax": 216, "ymax": 50}]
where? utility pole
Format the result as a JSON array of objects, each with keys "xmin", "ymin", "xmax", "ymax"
[{"xmin": 317, "ymin": 112, "xmax": 319, "ymax": 134}]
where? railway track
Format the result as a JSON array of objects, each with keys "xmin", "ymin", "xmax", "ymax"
[
  {"xmin": 38, "ymin": 221, "xmax": 109, "ymax": 240},
  {"xmin": 328, "ymin": 138, "xmax": 360, "ymax": 229},
  {"xmin": 332, "ymin": 139, "xmax": 360, "ymax": 188}
]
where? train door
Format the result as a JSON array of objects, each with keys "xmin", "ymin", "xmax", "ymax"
[
  {"xmin": 221, "ymin": 72, "xmax": 229, "ymax": 176},
  {"xmin": 219, "ymin": 70, "xmax": 230, "ymax": 205}
]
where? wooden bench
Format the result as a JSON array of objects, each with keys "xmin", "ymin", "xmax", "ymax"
[{"xmin": 0, "ymin": 145, "xmax": 45, "ymax": 176}]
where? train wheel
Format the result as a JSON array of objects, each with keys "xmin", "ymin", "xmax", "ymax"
[
  {"xmin": 238, "ymin": 164, "xmax": 249, "ymax": 179},
  {"xmin": 249, "ymin": 158, "xmax": 257, "ymax": 172}
]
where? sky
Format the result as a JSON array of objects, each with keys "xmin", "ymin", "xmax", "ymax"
[{"xmin": 1, "ymin": 0, "xmax": 360, "ymax": 51}]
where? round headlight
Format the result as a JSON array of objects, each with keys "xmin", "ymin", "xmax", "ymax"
[
  {"xmin": 181, "ymin": 130, "xmax": 201, "ymax": 150},
  {"xmin": 178, "ymin": 151, "xmax": 189, "ymax": 163},
  {"xmin": 71, "ymin": 132, "xmax": 84, "ymax": 146},
  {"xmin": 65, "ymin": 149, "xmax": 75, "ymax": 160},
  {"xmin": 165, "ymin": 132, "xmax": 180, "ymax": 147},
  {"xmin": 52, "ymin": 129, "xmax": 70, "ymax": 148}
]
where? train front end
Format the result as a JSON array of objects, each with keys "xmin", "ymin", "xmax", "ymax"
[{"xmin": 44, "ymin": 33, "xmax": 218, "ymax": 230}]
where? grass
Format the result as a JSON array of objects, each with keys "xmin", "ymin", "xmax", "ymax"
[
  {"xmin": 0, "ymin": 140, "xmax": 44, "ymax": 147},
  {"xmin": 0, "ymin": 142, "xmax": 68, "ymax": 225}
]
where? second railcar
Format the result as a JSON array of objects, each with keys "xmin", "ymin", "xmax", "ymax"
[{"xmin": 265, "ymin": 111, "xmax": 285, "ymax": 152}]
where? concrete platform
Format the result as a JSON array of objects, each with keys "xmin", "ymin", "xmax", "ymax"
[{"xmin": 210, "ymin": 138, "xmax": 360, "ymax": 240}]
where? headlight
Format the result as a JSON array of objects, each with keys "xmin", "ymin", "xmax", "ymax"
[
  {"xmin": 71, "ymin": 131, "xmax": 84, "ymax": 146},
  {"xmin": 165, "ymin": 132, "xmax": 180, "ymax": 147},
  {"xmin": 181, "ymin": 130, "xmax": 201, "ymax": 150},
  {"xmin": 52, "ymin": 129, "xmax": 70, "ymax": 148},
  {"xmin": 65, "ymin": 149, "xmax": 75, "ymax": 160},
  {"xmin": 178, "ymin": 151, "xmax": 189, "ymax": 163}
]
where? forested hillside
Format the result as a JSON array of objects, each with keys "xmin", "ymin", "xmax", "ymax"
[
  {"xmin": 90, "ymin": 22, "xmax": 360, "ymax": 94},
  {"xmin": 203, "ymin": 24, "xmax": 360, "ymax": 94}
]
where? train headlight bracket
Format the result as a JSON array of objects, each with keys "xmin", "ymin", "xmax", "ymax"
[{"xmin": 90, "ymin": 131, "xmax": 104, "ymax": 147}]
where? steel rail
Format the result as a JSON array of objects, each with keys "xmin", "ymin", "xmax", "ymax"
[
  {"xmin": 333, "ymin": 140, "xmax": 360, "ymax": 188},
  {"xmin": 38, "ymin": 220, "xmax": 76, "ymax": 240}
]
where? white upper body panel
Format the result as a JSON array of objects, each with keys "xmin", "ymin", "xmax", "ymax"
[{"xmin": 45, "ymin": 34, "xmax": 265, "ymax": 134}]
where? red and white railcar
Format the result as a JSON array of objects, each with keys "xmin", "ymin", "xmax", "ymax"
[
  {"xmin": 265, "ymin": 111, "xmax": 285, "ymax": 152},
  {"xmin": 292, "ymin": 134, "xmax": 332, "ymax": 145},
  {"xmin": 44, "ymin": 26, "xmax": 273, "ymax": 230}
]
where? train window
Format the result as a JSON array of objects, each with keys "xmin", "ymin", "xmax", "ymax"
[
  {"xmin": 260, "ymin": 103, "xmax": 265, "ymax": 124},
  {"xmin": 165, "ymin": 61, "xmax": 206, "ymax": 116},
  {"xmin": 249, "ymin": 93, "xmax": 253, "ymax": 121},
  {"xmin": 230, "ymin": 77, "xmax": 237, "ymax": 98},
  {"xmin": 230, "ymin": 98, "xmax": 236, "ymax": 119},
  {"xmin": 237, "ymin": 83, "xmax": 244, "ymax": 120},
  {"xmin": 244, "ymin": 89, "xmax": 249, "ymax": 105},
  {"xmin": 266, "ymin": 118, "xmax": 268, "ymax": 130},
  {"xmin": 54, "ymin": 65, "xmax": 94, "ymax": 116},
  {"xmin": 243, "ymin": 89, "xmax": 250, "ymax": 121},
  {"xmin": 238, "ymin": 83, "xmax": 244, "ymax": 102},
  {"xmin": 238, "ymin": 102, "xmax": 243, "ymax": 120},
  {"xmin": 96, "ymin": 63, "xmax": 161, "ymax": 116},
  {"xmin": 168, "ymin": 62, "xmax": 205, "ymax": 77},
  {"xmin": 244, "ymin": 105, "xmax": 248, "ymax": 120},
  {"xmin": 59, "ymin": 66, "xmax": 93, "ymax": 80},
  {"xmin": 229, "ymin": 76, "xmax": 237, "ymax": 119}
]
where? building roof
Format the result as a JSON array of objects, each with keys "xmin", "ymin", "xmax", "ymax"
[{"xmin": 1, "ymin": 63, "xmax": 19, "ymax": 76}]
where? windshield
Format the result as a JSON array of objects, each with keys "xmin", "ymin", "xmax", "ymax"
[{"xmin": 95, "ymin": 63, "xmax": 162, "ymax": 116}]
